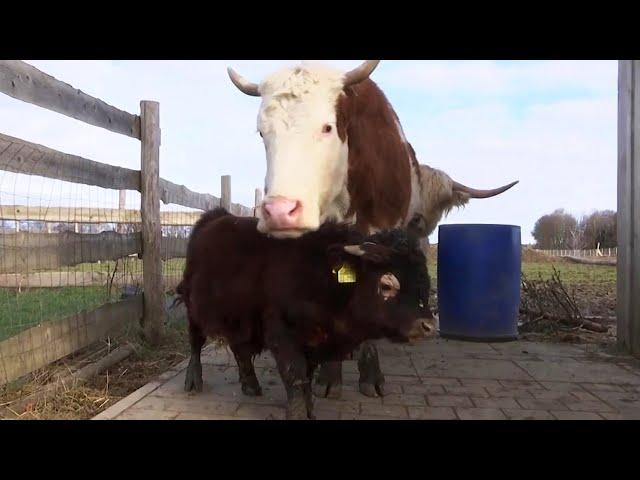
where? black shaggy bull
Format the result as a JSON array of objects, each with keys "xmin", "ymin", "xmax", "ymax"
[{"xmin": 175, "ymin": 208, "xmax": 430, "ymax": 419}]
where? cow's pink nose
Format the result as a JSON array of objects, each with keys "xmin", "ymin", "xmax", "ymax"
[{"xmin": 262, "ymin": 198, "xmax": 302, "ymax": 229}]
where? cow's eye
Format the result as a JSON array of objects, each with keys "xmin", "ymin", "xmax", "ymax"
[
  {"xmin": 322, "ymin": 124, "xmax": 332, "ymax": 134},
  {"xmin": 258, "ymin": 131, "xmax": 263, "ymax": 138}
]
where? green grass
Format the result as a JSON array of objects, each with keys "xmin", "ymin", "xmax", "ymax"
[
  {"xmin": 0, "ymin": 286, "xmax": 117, "ymax": 341},
  {"xmin": 427, "ymin": 260, "xmax": 615, "ymax": 288},
  {"xmin": 521, "ymin": 262, "xmax": 616, "ymax": 286}
]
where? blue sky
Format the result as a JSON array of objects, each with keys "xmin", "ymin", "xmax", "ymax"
[{"xmin": 0, "ymin": 60, "xmax": 618, "ymax": 244}]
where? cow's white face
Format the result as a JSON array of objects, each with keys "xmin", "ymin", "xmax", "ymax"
[{"xmin": 254, "ymin": 65, "xmax": 351, "ymax": 238}]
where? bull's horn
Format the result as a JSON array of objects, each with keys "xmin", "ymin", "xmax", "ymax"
[
  {"xmin": 452, "ymin": 180, "xmax": 519, "ymax": 199},
  {"xmin": 227, "ymin": 67, "xmax": 261, "ymax": 96},
  {"xmin": 344, "ymin": 245, "xmax": 366, "ymax": 257},
  {"xmin": 343, "ymin": 60, "xmax": 380, "ymax": 87}
]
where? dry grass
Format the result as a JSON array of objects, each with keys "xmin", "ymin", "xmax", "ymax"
[{"xmin": 0, "ymin": 322, "xmax": 191, "ymax": 420}]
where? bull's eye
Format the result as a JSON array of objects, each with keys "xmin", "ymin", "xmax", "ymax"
[
  {"xmin": 258, "ymin": 131, "xmax": 263, "ymax": 138},
  {"xmin": 378, "ymin": 273, "xmax": 400, "ymax": 301},
  {"xmin": 322, "ymin": 124, "xmax": 332, "ymax": 134}
]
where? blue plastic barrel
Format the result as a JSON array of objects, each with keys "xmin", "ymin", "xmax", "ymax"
[{"xmin": 437, "ymin": 224, "xmax": 521, "ymax": 342}]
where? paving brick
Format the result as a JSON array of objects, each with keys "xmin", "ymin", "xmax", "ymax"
[
  {"xmin": 600, "ymin": 410, "xmax": 640, "ymax": 420},
  {"xmin": 313, "ymin": 398, "xmax": 359, "ymax": 414},
  {"xmin": 314, "ymin": 409, "xmax": 341, "ymax": 420},
  {"xmin": 344, "ymin": 414, "xmax": 410, "ymax": 420},
  {"xmin": 569, "ymin": 390, "xmax": 602, "ymax": 402},
  {"xmin": 530, "ymin": 390, "xmax": 586, "ymax": 403},
  {"xmin": 175, "ymin": 413, "xmax": 238, "ymax": 420},
  {"xmin": 485, "ymin": 386, "xmax": 535, "ymax": 398},
  {"xmin": 565, "ymin": 400, "xmax": 615, "ymax": 413},
  {"xmin": 445, "ymin": 385, "xmax": 490, "ymax": 397},
  {"xmin": 360, "ymin": 403, "xmax": 409, "ymax": 418},
  {"xmin": 403, "ymin": 384, "xmax": 446, "ymax": 395},
  {"xmin": 503, "ymin": 409, "xmax": 554, "ymax": 420},
  {"xmin": 517, "ymin": 398, "xmax": 568, "ymax": 411},
  {"xmin": 140, "ymin": 395, "xmax": 241, "ymax": 416},
  {"xmin": 419, "ymin": 377, "xmax": 462, "ymax": 387},
  {"xmin": 516, "ymin": 359, "xmax": 640, "ymax": 385},
  {"xmin": 459, "ymin": 379, "xmax": 502, "ymax": 389},
  {"xmin": 580, "ymin": 383, "xmax": 626, "ymax": 393},
  {"xmin": 427, "ymin": 395, "xmax": 473, "ymax": 408},
  {"xmin": 588, "ymin": 390, "xmax": 640, "ymax": 411},
  {"xmin": 415, "ymin": 357, "xmax": 532, "ymax": 380},
  {"xmin": 499, "ymin": 380, "xmax": 542, "ymax": 389},
  {"xmin": 408, "ymin": 406, "xmax": 458, "ymax": 420},
  {"xmin": 540, "ymin": 381, "xmax": 587, "ymax": 392},
  {"xmin": 235, "ymin": 404, "xmax": 286, "ymax": 420},
  {"xmin": 456, "ymin": 408, "xmax": 507, "ymax": 420},
  {"xmin": 471, "ymin": 397, "xmax": 520, "ymax": 409},
  {"xmin": 384, "ymin": 375, "xmax": 424, "ymax": 385},
  {"xmin": 338, "ymin": 389, "xmax": 384, "ymax": 404},
  {"xmin": 382, "ymin": 393, "xmax": 427, "ymax": 406},
  {"xmin": 491, "ymin": 341, "xmax": 587, "ymax": 358},
  {"xmin": 550, "ymin": 411, "xmax": 604, "ymax": 420},
  {"xmin": 380, "ymin": 383, "xmax": 403, "ymax": 394}
]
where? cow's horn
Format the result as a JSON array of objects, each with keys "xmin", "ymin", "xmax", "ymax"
[
  {"xmin": 227, "ymin": 67, "xmax": 261, "ymax": 97},
  {"xmin": 343, "ymin": 60, "xmax": 380, "ymax": 87},
  {"xmin": 452, "ymin": 180, "xmax": 519, "ymax": 199},
  {"xmin": 344, "ymin": 245, "xmax": 366, "ymax": 257}
]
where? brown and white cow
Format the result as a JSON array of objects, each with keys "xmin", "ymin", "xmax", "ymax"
[
  {"xmin": 228, "ymin": 60, "xmax": 517, "ymax": 239},
  {"xmin": 227, "ymin": 60, "xmax": 518, "ymax": 398}
]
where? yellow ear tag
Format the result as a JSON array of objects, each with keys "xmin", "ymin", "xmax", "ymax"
[{"xmin": 335, "ymin": 264, "xmax": 357, "ymax": 284}]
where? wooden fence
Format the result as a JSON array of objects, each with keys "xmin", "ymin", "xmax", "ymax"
[
  {"xmin": 535, "ymin": 247, "xmax": 618, "ymax": 258},
  {"xmin": 0, "ymin": 60, "xmax": 257, "ymax": 385}
]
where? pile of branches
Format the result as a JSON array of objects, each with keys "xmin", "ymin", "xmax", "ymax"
[{"xmin": 520, "ymin": 266, "xmax": 610, "ymax": 334}]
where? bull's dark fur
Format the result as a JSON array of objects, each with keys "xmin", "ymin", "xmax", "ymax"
[{"xmin": 177, "ymin": 207, "xmax": 429, "ymax": 419}]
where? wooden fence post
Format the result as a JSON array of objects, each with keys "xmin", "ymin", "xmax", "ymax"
[
  {"xmin": 254, "ymin": 188, "xmax": 263, "ymax": 217},
  {"xmin": 117, "ymin": 190, "xmax": 126, "ymax": 234},
  {"xmin": 617, "ymin": 60, "xmax": 640, "ymax": 355},
  {"xmin": 221, "ymin": 175, "xmax": 231, "ymax": 211},
  {"xmin": 140, "ymin": 100, "xmax": 165, "ymax": 345}
]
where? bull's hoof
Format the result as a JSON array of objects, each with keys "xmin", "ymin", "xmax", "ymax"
[
  {"xmin": 184, "ymin": 363, "xmax": 203, "ymax": 393},
  {"xmin": 286, "ymin": 398, "xmax": 311, "ymax": 420},
  {"xmin": 240, "ymin": 378, "xmax": 263, "ymax": 397},
  {"xmin": 313, "ymin": 381, "xmax": 342, "ymax": 399},
  {"xmin": 359, "ymin": 381, "xmax": 385, "ymax": 397},
  {"xmin": 314, "ymin": 362, "xmax": 343, "ymax": 399}
]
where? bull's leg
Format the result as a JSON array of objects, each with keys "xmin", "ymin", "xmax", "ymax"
[
  {"xmin": 313, "ymin": 361, "xmax": 343, "ymax": 399},
  {"xmin": 230, "ymin": 343, "xmax": 262, "ymax": 396},
  {"xmin": 264, "ymin": 310, "xmax": 314, "ymax": 420},
  {"xmin": 358, "ymin": 340, "xmax": 385, "ymax": 397},
  {"xmin": 184, "ymin": 323, "xmax": 206, "ymax": 392}
]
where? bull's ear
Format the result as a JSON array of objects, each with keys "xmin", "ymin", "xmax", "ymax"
[
  {"xmin": 406, "ymin": 215, "xmax": 427, "ymax": 242},
  {"xmin": 344, "ymin": 242, "xmax": 393, "ymax": 264}
]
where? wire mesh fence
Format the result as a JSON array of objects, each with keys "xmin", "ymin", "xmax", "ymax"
[{"xmin": 0, "ymin": 171, "xmax": 143, "ymax": 341}]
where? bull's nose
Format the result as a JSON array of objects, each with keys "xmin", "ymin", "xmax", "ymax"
[{"xmin": 262, "ymin": 197, "xmax": 302, "ymax": 229}]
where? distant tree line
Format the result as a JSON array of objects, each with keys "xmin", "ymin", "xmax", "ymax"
[{"xmin": 532, "ymin": 209, "xmax": 617, "ymax": 249}]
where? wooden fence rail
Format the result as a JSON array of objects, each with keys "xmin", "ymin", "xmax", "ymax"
[
  {"xmin": 536, "ymin": 248, "xmax": 618, "ymax": 258},
  {"xmin": 0, "ymin": 61, "xmax": 141, "ymax": 139}
]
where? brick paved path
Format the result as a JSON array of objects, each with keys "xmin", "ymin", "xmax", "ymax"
[{"xmin": 94, "ymin": 338, "xmax": 640, "ymax": 420}]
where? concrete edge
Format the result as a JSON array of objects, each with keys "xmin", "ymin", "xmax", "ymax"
[{"xmin": 92, "ymin": 359, "xmax": 189, "ymax": 420}]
